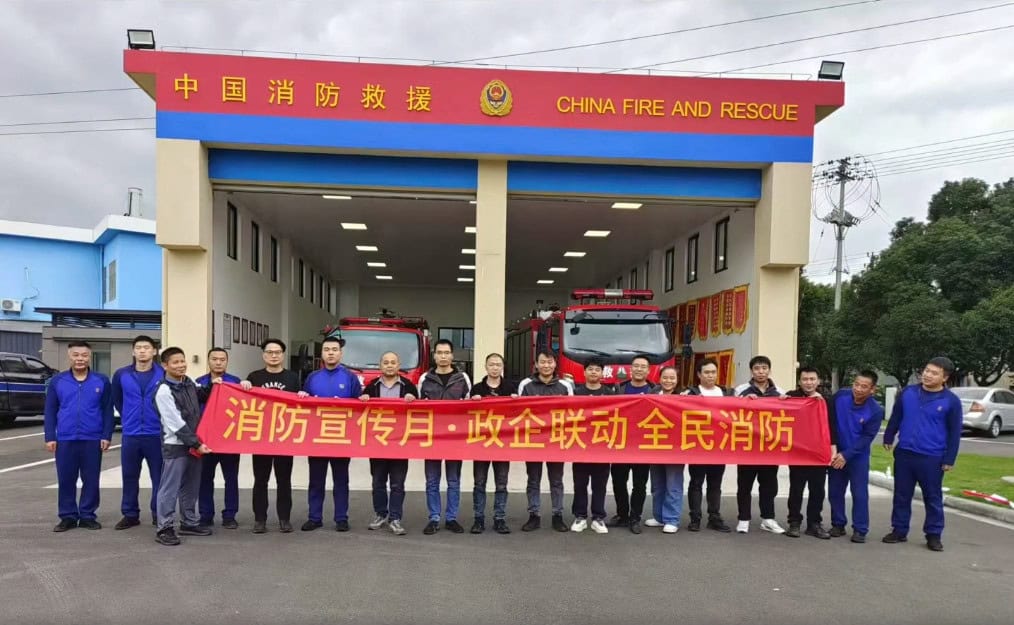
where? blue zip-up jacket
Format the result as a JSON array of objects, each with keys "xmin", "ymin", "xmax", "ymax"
[
  {"xmin": 303, "ymin": 365, "xmax": 362, "ymax": 399},
  {"xmin": 112, "ymin": 363, "xmax": 164, "ymax": 436},
  {"xmin": 832, "ymin": 389, "xmax": 884, "ymax": 462},
  {"xmin": 44, "ymin": 370, "xmax": 114, "ymax": 442},
  {"xmin": 884, "ymin": 385, "xmax": 962, "ymax": 466},
  {"xmin": 195, "ymin": 372, "xmax": 241, "ymax": 411}
]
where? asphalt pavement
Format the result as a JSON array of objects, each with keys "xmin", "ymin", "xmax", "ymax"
[{"xmin": 2, "ymin": 417, "xmax": 1012, "ymax": 625}]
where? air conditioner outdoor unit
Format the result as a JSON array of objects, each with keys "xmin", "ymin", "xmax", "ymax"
[{"xmin": 1, "ymin": 299, "xmax": 22, "ymax": 312}]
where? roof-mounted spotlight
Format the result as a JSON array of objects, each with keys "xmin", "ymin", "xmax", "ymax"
[
  {"xmin": 817, "ymin": 60, "xmax": 844, "ymax": 81},
  {"xmin": 127, "ymin": 29, "xmax": 156, "ymax": 50}
]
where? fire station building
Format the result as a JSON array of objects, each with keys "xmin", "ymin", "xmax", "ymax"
[{"xmin": 123, "ymin": 49, "xmax": 843, "ymax": 385}]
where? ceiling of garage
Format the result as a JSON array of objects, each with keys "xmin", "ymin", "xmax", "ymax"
[{"xmin": 228, "ymin": 190, "xmax": 752, "ymax": 289}]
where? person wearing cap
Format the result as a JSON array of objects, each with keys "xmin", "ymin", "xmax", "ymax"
[{"xmin": 882, "ymin": 356, "xmax": 962, "ymax": 552}]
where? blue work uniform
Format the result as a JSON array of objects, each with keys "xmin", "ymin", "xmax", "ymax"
[
  {"xmin": 112, "ymin": 363, "xmax": 164, "ymax": 521},
  {"xmin": 828, "ymin": 389, "xmax": 884, "ymax": 535},
  {"xmin": 303, "ymin": 366, "xmax": 362, "ymax": 525}
]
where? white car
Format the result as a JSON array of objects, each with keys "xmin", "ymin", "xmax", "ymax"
[{"xmin": 954, "ymin": 387, "xmax": 1014, "ymax": 438}]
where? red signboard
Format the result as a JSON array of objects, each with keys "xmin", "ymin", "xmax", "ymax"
[{"xmin": 197, "ymin": 384, "xmax": 832, "ymax": 465}]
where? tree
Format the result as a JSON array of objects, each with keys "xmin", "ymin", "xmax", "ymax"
[
  {"xmin": 958, "ymin": 287, "xmax": 1014, "ymax": 385},
  {"xmin": 889, "ymin": 217, "xmax": 922, "ymax": 242},
  {"xmin": 927, "ymin": 178, "xmax": 990, "ymax": 222}
]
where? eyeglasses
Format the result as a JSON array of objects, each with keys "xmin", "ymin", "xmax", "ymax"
[{"xmin": 263, "ymin": 350, "xmax": 284, "ymax": 356}]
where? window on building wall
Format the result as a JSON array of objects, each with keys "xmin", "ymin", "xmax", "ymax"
[
  {"xmin": 270, "ymin": 237, "xmax": 279, "ymax": 283},
  {"xmin": 298, "ymin": 259, "xmax": 305, "ymax": 298},
  {"xmin": 664, "ymin": 247, "xmax": 675, "ymax": 292},
  {"xmin": 616, "ymin": 275, "xmax": 623, "ymax": 289},
  {"xmin": 630, "ymin": 268, "xmax": 638, "ymax": 291},
  {"xmin": 318, "ymin": 276, "xmax": 325, "ymax": 309},
  {"xmin": 227, "ymin": 203, "xmax": 238, "ymax": 260},
  {"xmin": 250, "ymin": 222, "xmax": 261, "ymax": 272},
  {"xmin": 325, "ymin": 283, "xmax": 332, "ymax": 314},
  {"xmin": 714, "ymin": 217, "xmax": 729, "ymax": 273},
  {"xmin": 644, "ymin": 259, "xmax": 650, "ymax": 289},
  {"xmin": 309, "ymin": 269, "xmax": 316, "ymax": 303},
  {"xmin": 439, "ymin": 327, "xmax": 474, "ymax": 350},
  {"xmin": 103, "ymin": 260, "xmax": 117, "ymax": 303},
  {"xmin": 687, "ymin": 234, "xmax": 699, "ymax": 284}
]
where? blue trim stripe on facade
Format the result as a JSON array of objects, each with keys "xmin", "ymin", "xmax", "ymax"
[
  {"xmin": 209, "ymin": 149, "xmax": 478, "ymax": 191},
  {"xmin": 507, "ymin": 162, "xmax": 761, "ymax": 199},
  {"xmin": 159, "ymin": 111, "xmax": 814, "ymax": 164}
]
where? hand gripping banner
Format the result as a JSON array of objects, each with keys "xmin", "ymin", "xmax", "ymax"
[{"xmin": 197, "ymin": 384, "xmax": 832, "ymax": 465}]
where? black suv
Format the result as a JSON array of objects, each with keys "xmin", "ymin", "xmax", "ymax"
[{"xmin": 0, "ymin": 352, "xmax": 56, "ymax": 425}]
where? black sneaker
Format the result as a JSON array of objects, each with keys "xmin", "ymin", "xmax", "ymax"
[
  {"xmin": 301, "ymin": 520, "xmax": 323, "ymax": 532},
  {"xmin": 445, "ymin": 520, "xmax": 465, "ymax": 534},
  {"xmin": 471, "ymin": 519, "xmax": 485, "ymax": 534},
  {"xmin": 115, "ymin": 516, "xmax": 140, "ymax": 530},
  {"xmin": 881, "ymin": 531, "xmax": 907, "ymax": 544},
  {"xmin": 494, "ymin": 519, "xmax": 511, "ymax": 534},
  {"xmin": 278, "ymin": 520, "xmax": 294, "ymax": 533},
  {"xmin": 628, "ymin": 518, "xmax": 642, "ymax": 535},
  {"xmin": 252, "ymin": 521, "xmax": 267, "ymax": 534},
  {"xmin": 221, "ymin": 518, "xmax": 238, "ymax": 530},
  {"xmin": 687, "ymin": 519, "xmax": 701, "ymax": 532},
  {"xmin": 851, "ymin": 532, "xmax": 866, "ymax": 544},
  {"xmin": 179, "ymin": 524, "xmax": 212, "ymax": 536},
  {"xmin": 926, "ymin": 535, "xmax": 944, "ymax": 552},
  {"xmin": 521, "ymin": 514, "xmax": 541, "ymax": 532},
  {"xmin": 335, "ymin": 520, "xmax": 350, "ymax": 532},
  {"xmin": 785, "ymin": 523, "xmax": 801, "ymax": 538},
  {"xmin": 552, "ymin": 515, "xmax": 568, "ymax": 532},
  {"xmin": 806, "ymin": 524, "xmax": 831, "ymax": 540},
  {"xmin": 829, "ymin": 525, "xmax": 847, "ymax": 538},
  {"xmin": 53, "ymin": 518, "xmax": 77, "ymax": 532},
  {"xmin": 155, "ymin": 528, "xmax": 181, "ymax": 546},
  {"xmin": 78, "ymin": 519, "xmax": 102, "ymax": 530},
  {"xmin": 707, "ymin": 518, "xmax": 732, "ymax": 533},
  {"xmin": 423, "ymin": 520, "xmax": 440, "ymax": 535},
  {"xmin": 606, "ymin": 514, "xmax": 629, "ymax": 528},
  {"xmin": 198, "ymin": 518, "xmax": 214, "ymax": 528}
]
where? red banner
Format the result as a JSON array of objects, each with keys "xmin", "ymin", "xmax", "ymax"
[
  {"xmin": 696, "ymin": 298, "xmax": 710, "ymax": 341},
  {"xmin": 722, "ymin": 289, "xmax": 735, "ymax": 335},
  {"xmin": 197, "ymin": 384, "xmax": 831, "ymax": 465},
  {"xmin": 733, "ymin": 285, "xmax": 749, "ymax": 334},
  {"xmin": 710, "ymin": 294, "xmax": 722, "ymax": 338}
]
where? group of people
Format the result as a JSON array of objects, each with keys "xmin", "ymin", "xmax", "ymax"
[{"xmin": 43, "ymin": 334, "xmax": 963, "ymax": 552}]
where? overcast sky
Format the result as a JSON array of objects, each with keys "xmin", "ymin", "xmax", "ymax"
[{"xmin": 2, "ymin": 0, "xmax": 1012, "ymax": 284}]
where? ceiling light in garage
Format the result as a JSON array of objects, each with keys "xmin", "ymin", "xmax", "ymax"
[
  {"xmin": 459, "ymin": 264, "xmax": 475, "ymax": 270},
  {"xmin": 376, "ymin": 275, "xmax": 393, "ymax": 280},
  {"xmin": 341, "ymin": 222, "xmax": 367, "ymax": 230},
  {"xmin": 584, "ymin": 230, "xmax": 611, "ymax": 237},
  {"xmin": 462, "ymin": 248, "xmax": 475, "ymax": 254},
  {"xmin": 469, "ymin": 200, "xmax": 477, "ymax": 205},
  {"xmin": 549, "ymin": 267, "xmax": 568, "ymax": 272},
  {"xmin": 367, "ymin": 262, "xmax": 386, "ymax": 268},
  {"xmin": 537, "ymin": 279, "xmax": 555, "ymax": 285},
  {"xmin": 356, "ymin": 245, "xmax": 379, "ymax": 252},
  {"xmin": 465, "ymin": 226, "xmax": 476, "ymax": 234},
  {"xmin": 564, "ymin": 251, "xmax": 587, "ymax": 258},
  {"xmin": 457, "ymin": 277, "xmax": 474, "ymax": 283},
  {"xmin": 611, "ymin": 202, "xmax": 642, "ymax": 210},
  {"xmin": 323, "ymin": 194, "xmax": 353, "ymax": 200}
]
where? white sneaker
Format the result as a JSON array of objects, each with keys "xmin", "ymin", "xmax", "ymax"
[
  {"xmin": 368, "ymin": 515, "xmax": 388, "ymax": 530},
  {"xmin": 644, "ymin": 518, "xmax": 663, "ymax": 528},
  {"xmin": 760, "ymin": 518, "xmax": 786, "ymax": 534},
  {"xmin": 589, "ymin": 519, "xmax": 608, "ymax": 534},
  {"xmin": 737, "ymin": 520, "xmax": 750, "ymax": 533},
  {"xmin": 663, "ymin": 524, "xmax": 678, "ymax": 534},
  {"xmin": 389, "ymin": 520, "xmax": 406, "ymax": 536},
  {"xmin": 570, "ymin": 518, "xmax": 588, "ymax": 533}
]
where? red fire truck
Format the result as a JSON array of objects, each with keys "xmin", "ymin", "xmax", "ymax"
[
  {"xmin": 320, "ymin": 311, "xmax": 431, "ymax": 385},
  {"xmin": 505, "ymin": 289, "xmax": 675, "ymax": 385}
]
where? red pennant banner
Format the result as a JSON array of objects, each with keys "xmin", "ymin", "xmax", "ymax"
[
  {"xmin": 722, "ymin": 289, "xmax": 735, "ymax": 334},
  {"xmin": 696, "ymin": 297, "xmax": 710, "ymax": 341},
  {"xmin": 733, "ymin": 285, "xmax": 749, "ymax": 334},
  {"xmin": 710, "ymin": 294, "xmax": 722, "ymax": 338},
  {"xmin": 197, "ymin": 384, "xmax": 832, "ymax": 465}
]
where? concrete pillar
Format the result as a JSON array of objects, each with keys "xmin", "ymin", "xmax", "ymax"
[
  {"xmin": 752, "ymin": 162, "xmax": 811, "ymax": 386},
  {"xmin": 156, "ymin": 139, "xmax": 213, "ymax": 368},
  {"xmin": 473, "ymin": 161, "xmax": 508, "ymax": 364}
]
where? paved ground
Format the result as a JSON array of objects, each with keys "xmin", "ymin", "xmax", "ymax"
[{"xmin": 2, "ymin": 417, "xmax": 1012, "ymax": 625}]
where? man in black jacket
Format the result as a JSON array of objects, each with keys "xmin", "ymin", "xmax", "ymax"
[
  {"xmin": 469, "ymin": 352, "xmax": 518, "ymax": 534},
  {"xmin": 681, "ymin": 358, "xmax": 733, "ymax": 533},
  {"xmin": 784, "ymin": 366, "xmax": 838, "ymax": 539},
  {"xmin": 417, "ymin": 339, "xmax": 471, "ymax": 535},
  {"xmin": 518, "ymin": 350, "xmax": 573, "ymax": 533},
  {"xmin": 609, "ymin": 355, "xmax": 655, "ymax": 534},
  {"xmin": 570, "ymin": 358, "xmax": 614, "ymax": 534},
  {"xmin": 360, "ymin": 351, "xmax": 418, "ymax": 536}
]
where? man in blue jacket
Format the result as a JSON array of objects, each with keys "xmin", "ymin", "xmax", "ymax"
[
  {"xmin": 298, "ymin": 334, "xmax": 362, "ymax": 532},
  {"xmin": 196, "ymin": 347, "xmax": 242, "ymax": 529},
  {"xmin": 882, "ymin": 356, "xmax": 962, "ymax": 552},
  {"xmin": 44, "ymin": 341, "xmax": 114, "ymax": 532},
  {"xmin": 111, "ymin": 335, "xmax": 164, "ymax": 530},
  {"xmin": 827, "ymin": 369, "xmax": 883, "ymax": 543}
]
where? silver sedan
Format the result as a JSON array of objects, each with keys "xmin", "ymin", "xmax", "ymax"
[{"xmin": 954, "ymin": 387, "xmax": 1014, "ymax": 438}]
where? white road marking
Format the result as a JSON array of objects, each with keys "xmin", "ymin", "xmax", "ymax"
[
  {"xmin": 0, "ymin": 444, "xmax": 120, "ymax": 474},
  {"xmin": 961, "ymin": 438, "xmax": 1014, "ymax": 447},
  {"xmin": 0, "ymin": 432, "xmax": 45, "ymax": 442}
]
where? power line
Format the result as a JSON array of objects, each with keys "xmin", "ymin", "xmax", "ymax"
[
  {"xmin": 872, "ymin": 138, "xmax": 1014, "ymax": 165},
  {"xmin": 0, "ymin": 116, "xmax": 154, "ymax": 128},
  {"xmin": 863, "ymin": 129, "xmax": 1014, "ymax": 156},
  {"xmin": 610, "ymin": 2, "xmax": 1014, "ymax": 73},
  {"xmin": 877, "ymin": 151, "xmax": 1014, "ymax": 177},
  {"xmin": 0, "ymin": 87, "xmax": 142, "ymax": 98},
  {"xmin": 0, "ymin": 127, "xmax": 154, "ymax": 138},
  {"xmin": 437, "ymin": 0, "xmax": 886, "ymax": 65},
  {"xmin": 875, "ymin": 145, "xmax": 1014, "ymax": 173},
  {"xmin": 711, "ymin": 23, "xmax": 1014, "ymax": 74}
]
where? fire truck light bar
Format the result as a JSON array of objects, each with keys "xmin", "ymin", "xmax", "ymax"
[{"xmin": 571, "ymin": 289, "xmax": 654, "ymax": 300}]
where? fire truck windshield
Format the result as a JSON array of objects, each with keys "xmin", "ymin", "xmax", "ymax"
[
  {"xmin": 338, "ymin": 330, "xmax": 421, "ymax": 370},
  {"xmin": 563, "ymin": 312, "xmax": 671, "ymax": 360}
]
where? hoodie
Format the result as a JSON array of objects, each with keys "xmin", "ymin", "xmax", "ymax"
[
  {"xmin": 418, "ymin": 367, "xmax": 471, "ymax": 400},
  {"xmin": 518, "ymin": 374, "xmax": 574, "ymax": 397}
]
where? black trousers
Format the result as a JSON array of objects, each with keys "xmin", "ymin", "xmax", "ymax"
[
  {"xmin": 572, "ymin": 462, "xmax": 610, "ymax": 520},
  {"xmin": 611, "ymin": 463, "xmax": 650, "ymax": 520},
  {"xmin": 251, "ymin": 454, "xmax": 293, "ymax": 522},
  {"xmin": 736, "ymin": 465, "xmax": 779, "ymax": 521},
  {"xmin": 687, "ymin": 464, "xmax": 726, "ymax": 522},
  {"xmin": 787, "ymin": 465, "xmax": 827, "ymax": 526}
]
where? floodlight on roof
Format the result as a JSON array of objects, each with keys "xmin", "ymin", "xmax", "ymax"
[{"xmin": 127, "ymin": 29, "xmax": 156, "ymax": 50}]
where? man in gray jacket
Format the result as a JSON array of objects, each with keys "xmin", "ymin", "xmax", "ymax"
[{"xmin": 153, "ymin": 347, "xmax": 214, "ymax": 546}]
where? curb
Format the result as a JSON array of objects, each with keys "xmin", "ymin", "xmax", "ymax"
[{"xmin": 868, "ymin": 472, "xmax": 1014, "ymax": 525}]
